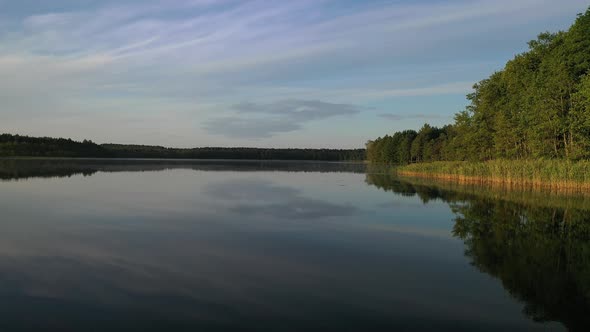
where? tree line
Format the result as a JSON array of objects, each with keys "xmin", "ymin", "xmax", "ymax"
[
  {"xmin": 0, "ymin": 134, "xmax": 365, "ymax": 161},
  {"xmin": 367, "ymin": 8, "xmax": 590, "ymax": 164}
]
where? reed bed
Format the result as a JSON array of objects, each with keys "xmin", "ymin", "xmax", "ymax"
[
  {"xmin": 393, "ymin": 174, "xmax": 590, "ymax": 210},
  {"xmin": 397, "ymin": 160, "xmax": 590, "ymax": 192}
]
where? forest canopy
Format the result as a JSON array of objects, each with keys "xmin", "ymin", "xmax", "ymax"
[{"xmin": 367, "ymin": 8, "xmax": 590, "ymax": 163}]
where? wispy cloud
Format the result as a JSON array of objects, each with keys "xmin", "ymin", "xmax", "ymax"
[
  {"xmin": 234, "ymin": 100, "xmax": 360, "ymax": 119},
  {"xmin": 378, "ymin": 113, "xmax": 453, "ymax": 121},
  {"xmin": 5, "ymin": 0, "xmax": 583, "ymax": 73}
]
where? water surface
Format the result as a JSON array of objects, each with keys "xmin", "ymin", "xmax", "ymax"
[{"xmin": 0, "ymin": 159, "xmax": 588, "ymax": 331}]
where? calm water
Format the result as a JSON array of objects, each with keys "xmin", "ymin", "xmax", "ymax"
[{"xmin": 0, "ymin": 159, "xmax": 588, "ymax": 331}]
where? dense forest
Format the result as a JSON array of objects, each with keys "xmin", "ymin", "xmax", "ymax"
[
  {"xmin": 0, "ymin": 134, "xmax": 365, "ymax": 161},
  {"xmin": 367, "ymin": 8, "xmax": 590, "ymax": 164},
  {"xmin": 102, "ymin": 144, "xmax": 365, "ymax": 160}
]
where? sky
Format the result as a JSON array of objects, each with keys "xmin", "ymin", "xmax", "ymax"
[{"xmin": 0, "ymin": 0, "xmax": 588, "ymax": 148}]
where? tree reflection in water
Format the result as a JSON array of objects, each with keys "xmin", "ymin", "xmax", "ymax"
[{"xmin": 366, "ymin": 172, "xmax": 590, "ymax": 332}]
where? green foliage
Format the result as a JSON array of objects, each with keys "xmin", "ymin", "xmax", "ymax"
[{"xmin": 367, "ymin": 7, "xmax": 590, "ymax": 163}]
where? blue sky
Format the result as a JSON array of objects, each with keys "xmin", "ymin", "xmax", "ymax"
[{"xmin": 0, "ymin": 0, "xmax": 588, "ymax": 148}]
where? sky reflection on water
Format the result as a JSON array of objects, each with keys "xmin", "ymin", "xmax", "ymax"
[{"xmin": 0, "ymin": 159, "xmax": 582, "ymax": 331}]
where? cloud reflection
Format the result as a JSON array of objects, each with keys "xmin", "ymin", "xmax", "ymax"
[{"xmin": 207, "ymin": 179, "xmax": 358, "ymax": 219}]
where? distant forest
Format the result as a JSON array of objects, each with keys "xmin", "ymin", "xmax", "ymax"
[
  {"xmin": 367, "ymin": 8, "xmax": 590, "ymax": 164},
  {"xmin": 0, "ymin": 134, "xmax": 365, "ymax": 161}
]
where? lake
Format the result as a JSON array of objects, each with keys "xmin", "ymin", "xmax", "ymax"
[{"xmin": 0, "ymin": 159, "xmax": 588, "ymax": 331}]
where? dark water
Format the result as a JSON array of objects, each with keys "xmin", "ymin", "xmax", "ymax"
[{"xmin": 0, "ymin": 159, "xmax": 588, "ymax": 331}]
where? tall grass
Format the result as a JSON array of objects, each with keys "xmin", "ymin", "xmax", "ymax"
[
  {"xmin": 392, "ymin": 173, "xmax": 590, "ymax": 210},
  {"xmin": 397, "ymin": 160, "xmax": 590, "ymax": 192}
]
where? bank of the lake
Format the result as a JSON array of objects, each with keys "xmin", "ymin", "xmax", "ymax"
[{"xmin": 396, "ymin": 160, "xmax": 590, "ymax": 192}]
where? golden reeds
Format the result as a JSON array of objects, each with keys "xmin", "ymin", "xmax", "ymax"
[{"xmin": 397, "ymin": 160, "xmax": 590, "ymax": 193}]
